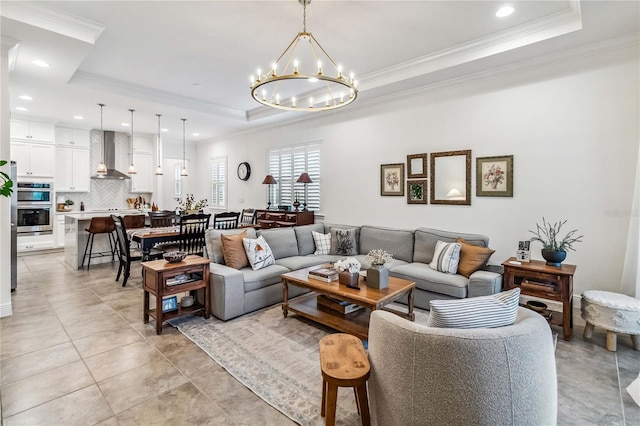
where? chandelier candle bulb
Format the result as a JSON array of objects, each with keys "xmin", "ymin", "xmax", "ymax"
[
  {"xmin": 293, "ymin": 60, "xmax": 299, "ymax": 74},
  {"xmin": 262, "ymin": 89, "xmax": 266, "ymax": 101},
  {"xmin": 276, "ymin": 94, "xmax": 280, "ymax": 105},
  {"xmin": 317, "ymin": 61, "xmax": 322, "ymax": 75},
  {"xmin": 291, "ymin": 97, "xmax": 296, "ymax": 107},
  {"xmin": 309, "ymin": 97, "xmax": 314, "ymax": 107}
]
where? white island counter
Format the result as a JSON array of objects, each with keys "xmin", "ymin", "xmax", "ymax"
[{"xmin": 64, "ymin": 210, "xmax": 146, "ymax": 270}]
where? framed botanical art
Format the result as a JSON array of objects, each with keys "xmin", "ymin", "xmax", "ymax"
[
  {"xmin": 407, "ymin": 153, "xmax": 428, "ymax": 178},
  {"xmin": 476, "ymin": 155, "xmax": 514, "ymax": 197},
  {"xmin": 407, "ymin": 179, "xmax": 427, "ymax": 204},
  {"xmin": 380, "ymin": 163, "xmax": 405, "ymax": 196}
]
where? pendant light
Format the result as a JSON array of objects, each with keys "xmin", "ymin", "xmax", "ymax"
[
  {"xmin": 96, "ymin": 103, "xmax": 107, "ymax": 175},
  {"xmin": 154, "ymin": 113, "xmax": 163, "ymax": 175},
  {"xmin": 180, "ymin": 118, "xmax": 188, "ymax": 176},
  {"xmin": 127, "ymin": 109, "xmax": 137, "ymax": 174}
]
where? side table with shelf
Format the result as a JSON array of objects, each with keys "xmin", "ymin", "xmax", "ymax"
[
  {"xmin": 502, "ymin": 257, "xmax": 576, "ymax": 341},
  {"xmin": 142, "ymin": 255, "xmax": 211, "ymax": 335}
]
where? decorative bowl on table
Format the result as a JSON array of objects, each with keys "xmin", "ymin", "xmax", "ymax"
[
  {"xmin": 163, "ymin": 251, "xmax": 187, "ymax": 263},
  {"xmin": 526, "ymin": 300, "xmax": 548, "ymax": 312}
]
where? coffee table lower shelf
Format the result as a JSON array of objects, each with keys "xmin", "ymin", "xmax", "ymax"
[{"xmin": 285, "ymin": 293, "xmax": 373, "ymax": 341}]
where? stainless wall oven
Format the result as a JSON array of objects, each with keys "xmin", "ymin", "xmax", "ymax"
[{"xmin": 17, "ymin": 182, "xmax": 53, "ymax": 235}]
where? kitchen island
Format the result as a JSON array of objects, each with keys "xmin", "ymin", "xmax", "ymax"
[{"xmin": 64, "ymin": 210, "xmax": 147, "ymax": 270}]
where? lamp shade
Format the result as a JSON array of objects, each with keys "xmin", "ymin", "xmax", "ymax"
[
  {"xmin": 446, "ymin": 188, "xmax": 463, "ymax": 198},
  {"xmin": 296, "ymin": 172, "xmax": 312, "ymax": 184},
  {"xmin": 262, "ymin": 175, "xmax": 277, "ymax": 185}
]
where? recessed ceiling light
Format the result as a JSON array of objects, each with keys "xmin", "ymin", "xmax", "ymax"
[
  {"xmin": 496, "ymin": 6, "xmax": 514, "ymax": 18},
  {"xmin": 192, "ymin": 83, "xmax": 202, "ymax": 87},
  {"xmin": 161, "ymin": 128, "xmax": 169, "ymax": 132},
  {"xmin": 19, "ymin": 95, "xmax": 32, "ymax": 100},
  {"xmin": 15, "ymin": 106, "xmax": 28, "ymax": 111},
  {"xmin": 121, "ymin": 122, "xmax": 130, "ymax": 127},
  {"xmin": 192, "ymin": 133, "xmax": 200, "ymax": 137},
  {"xmin": 31, "ymin": 59, "xmax": 50, "ymax": 68},
  {"xmin": 73, "ymin": 115, "xmax": 84, "ymax": 120}
]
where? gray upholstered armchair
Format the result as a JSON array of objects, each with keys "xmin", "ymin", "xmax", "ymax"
[{"xmin": 367, "ymin": 308, "xmax": 557, "ymax": 426}]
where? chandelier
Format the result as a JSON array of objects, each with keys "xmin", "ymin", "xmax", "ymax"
[{"xmin": 250, "ymin": 0, "xmax": 358, "ymax": 112}]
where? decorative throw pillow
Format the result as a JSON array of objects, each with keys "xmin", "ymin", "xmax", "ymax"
[
  {"xmin": 456, "ymin": 237, "xmax": 495, "ymax": 278},
  {"xmin": 221, "ymin": 231, "xmax": 248, "ymax": 269},
  {"xmin": 312, "ymin": 231, "xmax": 331, "ymax": 255},
  {"xmin": 429, "ymin": 240, "xmax": 461, "ymax": 274},
  {"xmin": 243, "ymin": 235, "xmax": 275, "ymax": 271},
  {"xmin": 329, "ymin": 228, "xmax": 358, "ymax": 256},
  {"xmin": 427, "ymin": 288, "xmax": 521, "ymax": 329}
]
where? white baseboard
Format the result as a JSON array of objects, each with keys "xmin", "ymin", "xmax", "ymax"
[{"xmin": 0, "ymin": 302, "xmax": 13, "ymax": 318}]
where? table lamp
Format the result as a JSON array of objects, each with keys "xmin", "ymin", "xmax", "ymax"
[
  {"xmin": 262, "ymin": 175, "xmax": 277, "ymax": 210},
  {"xmin": 296, "ymin": 172, "xmax": 313, "ymax": 211}
]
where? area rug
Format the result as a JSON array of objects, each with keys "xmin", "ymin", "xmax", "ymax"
[{"xmin": 170, "ymin": 302, "xmax": 395, "ymax": 425}]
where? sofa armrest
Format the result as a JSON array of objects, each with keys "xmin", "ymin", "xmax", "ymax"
[
  {"xmin": 209, "ymin": 263, "xmax": 245, "ymax": 321},
  {"xmin": 468, "ymin": 270, "xmax": 503, "ymax": 297}
]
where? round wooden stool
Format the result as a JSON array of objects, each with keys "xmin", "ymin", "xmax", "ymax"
[
  {"xmin": 319, "ymin": 333, "xmax": 370, "ymax": 426},
  {"xmin": 581, "ymin": 290, "xmax": 640, "ymax": 352}
]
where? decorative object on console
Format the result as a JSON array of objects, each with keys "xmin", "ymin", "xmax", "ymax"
[
  {"xmin": 365, "ymin": 249, "xmax": 393, "ymax": 289},
  {"xmin": 163, "ymin": 251, "xmax": 187, "ymax": 263},
  {"xmin": 155, "ymin": 114, "xmax": 163, "ymax": 175},
  {"xmin": 249, "ymin": 0, "xmax": 358, "ymax": 112},
  {"xmin": 262, "ymin": 175, "xmax": 277, "ymax": 210},
  {"xmin": 529, "ymin": 217, "xmax": 583, "ymax": 266},
  {"xmin": 516, "ymin": 240, "xmax": 531, "ymax": 262},
  {"xmin": 476, "ymin": 155, "xmax": 513, "ymax": 197},
  {"xmin": 334, "ymin": 257, "xmax": 361, "ymax": 289},
  {"xmin": 380, "ymin": 163, "xmax": 405, "ymax": 196},
  {"xmin": 407, "ymin": 179, "xmax": 427, "ymax": 204},
  {"xmin": 162, "ymin": 296, "xmax": 178, "ymax": 313},
  {"xmin": 127, "ymin": 109, "xmax": 137, "ymax": 174},
  {"xmin": 180, "ymin": 118, "xmax": 188, "ymax": 176},
  {"xmin": 96, "ymin": 103, "xmax": 107, "ymax": 176},
  {"xmin": 180, "ymin": 295, "xmax": 195, "ymax": 308},
  {"xmin": 430, "ymin": 149, "xmax": 471, "ymax": 205},
  {"xmin": 406, "ymin": 153, "xmax": 428, "ymax": 179},
  {"xmin": 296, "ymin": 172, "xmax": 313, "ymax": 211}
]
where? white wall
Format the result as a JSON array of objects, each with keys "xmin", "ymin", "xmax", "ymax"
[{"xmin": 195, "ymin": 45, "xmax": 639, "ymax": 297}]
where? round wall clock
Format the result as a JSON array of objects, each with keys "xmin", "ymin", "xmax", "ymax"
[{"xmin": 237, "ymin": 162, "xmax": 251, "ymax": 181}]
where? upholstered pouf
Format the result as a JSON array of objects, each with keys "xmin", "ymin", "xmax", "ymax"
[{"xmin": 581, "ymin": 290, "xmax": 640, "ymax": 352}]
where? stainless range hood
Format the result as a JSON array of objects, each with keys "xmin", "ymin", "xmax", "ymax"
[{"xmin": 91, "ymin": 131, "xmax": 131, "ymax": 180}]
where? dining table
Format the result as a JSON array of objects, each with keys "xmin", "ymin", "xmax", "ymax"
[{"xmin": 127, "ymin": 226, "xmax": 180, "ymax": 261}]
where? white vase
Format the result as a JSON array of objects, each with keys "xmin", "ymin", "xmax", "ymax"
[{"xmin": 367, "ymin": 264, "xmax": 389, "ymax": 289}]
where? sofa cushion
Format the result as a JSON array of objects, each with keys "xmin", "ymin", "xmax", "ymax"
[
  {"xmin": 323, "ymin": 224, "xmax": 361, "ymax": 248},
  {"xmin": 312, "ymin": 231, "xmax": 331, "ymax": 255},
  {"xmin": 243, "ymin": 264, "xmax": 291, "ymax": 293},
  {"xmin": 258, "ymin": 227, "xmax": 299, "ymax": 259},
  {"xmin": 330, "ymin": 227, "xmax": 358, "ymax": 255},
  {"xmin": 276, "ymin": 256, "xmax": 329, "ymax": 271},
  {"xmin": 221, "ymin": 231, "xmax": 249, "ymax": 269},
  {"xmin": 457, "ymin": 237, "xmax": 495, "ymax": 278},
  {"xmin": 294, "ymin": 223, "xmax": 326, "ymax": 256},
  {"xmin": 359, "ymin": 225, "xmax": 414, "ymax": 262},
  {"xmin": 429, "ymin": 241, "xmax": 462, "ymax": 274},
  {"xmin": 243, "ymin": 235, "xmax": 275, "ymax": 270},
  {"xmin": 426, "ymin": 288, "xmax": 521, "ymax": 329},
  {"xmin": 414, "ymin": 228, "xmax": 489, "ymax": 264},
  {"xmin": 205, "ymin": 228, "xmax": 257, "ymax": 264},
  {"xmin": 390, "ymin": 263, "xmax": 469, "ymax": 298}
]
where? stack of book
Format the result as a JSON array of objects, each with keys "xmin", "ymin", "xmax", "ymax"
[
  {"xmin": 317, "ymin": 295, "xmax": 364, "ymax": 314},
  {"xmin": 308, "ymin": 267, "xmax": 338, "ymax": 282}
]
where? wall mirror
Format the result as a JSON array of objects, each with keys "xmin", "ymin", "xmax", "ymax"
[{"xmin": 430, "ymin": 150, "xmax": 472, "ymax": 205}]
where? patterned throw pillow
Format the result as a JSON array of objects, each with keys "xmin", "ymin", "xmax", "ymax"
[
  {"xmin": 312, "ymin": 231, "xmax": 331, "ymax": 255},
  {"xmin": 427, "ymin": 288, "xmax": 521, "ymax": 329},
  {"xmin": 242, "ymin": 235, "xmax": 275, "ymax": 271},
  {"xmin": 329, "ymin": 228, "xmax": 358, "ymax": 256},
  {"xmin": 429, "ymin": 240, "xmax": 462, "ymax": 274}
]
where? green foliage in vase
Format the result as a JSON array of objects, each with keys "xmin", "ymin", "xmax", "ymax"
[
  {"xmin": 0, "ymin": 160, "xmax": 13, "ymax": 198},
  {"xmin": 529, "ymin": 217, "xmax": 583, "ymax": 251}
]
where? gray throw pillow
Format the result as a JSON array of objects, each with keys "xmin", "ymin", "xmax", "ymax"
[{"xmin": 330, "ymin": 227, "xmax": 358, "ymax": 255}]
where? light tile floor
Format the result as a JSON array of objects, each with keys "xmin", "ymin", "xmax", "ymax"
[{"xmin": 1, "ymin": 252, "xmax": 639, "ymax": 425}]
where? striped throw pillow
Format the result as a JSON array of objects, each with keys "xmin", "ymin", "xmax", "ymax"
[
  {"xmin": 429, "ymin": 240, "xmax": 462, "ymax": 274},
  {"xmin": 427, "ymin": 288, "xmax": 521, "ymax": 329},
  {"xmin": 312, "ymin": 231, "xmax": 331, "ymax": 255}
]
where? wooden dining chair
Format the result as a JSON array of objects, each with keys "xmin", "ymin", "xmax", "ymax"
[
  {"xmin": 148, "ymin": 210, "xmax": 175, "ymax": 228},
  {"xmin": 111, "ymin": 215, "xmax": 163, "ymax": 287},
  {"xmin": 239, "ymin": 208, "xmax": 256, "ymax": 226},
  {"xmin": 179, "ymin": 213, "xmax": 211, "ymax": 255},
  {"xmin": 212, "ymin": 211, "xmax": 240, "ymax": 229},
  {"xmin": 123, "ymin": 214, "xmax": 146, "ymax": 229}
]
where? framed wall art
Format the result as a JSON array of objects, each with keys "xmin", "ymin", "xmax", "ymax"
[
  {"xmin": 407, "ymin": 153, "xmax": 428, "ymax": 178},
  {"xmin": 476, "ymin": 155, "xmax": 513, "ymax": 197},
  {"xmin": 162, "ymin": 296, "xmax": 178, "ymax": 313},
  {"xmin": 430, "ymin": 150, "xmax": 472, "ymax": 205},
  {"xmin": 407, "ymin": 179, "xmax": 427, "ymax": 204},
  {"xmin": 380, "ymin": 163, "xmax": 405, "ymax": 196}
]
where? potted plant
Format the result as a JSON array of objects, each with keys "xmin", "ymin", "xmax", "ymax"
[
  {"xmin": 529, "ymin": 217, "xmax": 583, "ymax": 266},
  {"xmin": 178, "ymin": 194, "xmax": 208, "ymax": 213},
  {"xmin": 334, "ymin": 257, "xmax": 361, "ymax": 289},
  {"xmin": 365, "ymin": 249, "xmax": 394, "ymax": 289},
  {"xmin": 0, "ymin": 160, "xmax": 14, "ymax": 198}
]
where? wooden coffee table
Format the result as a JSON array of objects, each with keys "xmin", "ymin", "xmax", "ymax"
[{"xmin": 281, "ymin": 266, "xmax": 415, "ymax": 340}]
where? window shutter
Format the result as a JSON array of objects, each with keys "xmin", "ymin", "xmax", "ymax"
[
  {"xmin": 210, "ymin": 156, "xmax": 227, "ymax": 209},
  {"xmin": 268, "ymin": 142, "xmax": 321, "ymax": 211}
]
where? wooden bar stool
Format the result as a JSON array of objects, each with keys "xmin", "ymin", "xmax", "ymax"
[
  {"xmin": 81, "ymin": 216, "xmax": 117, "ymax": 270},
  {"xmin": 319, "ymin": 333, "xmax": 370, "ymax": 426}
]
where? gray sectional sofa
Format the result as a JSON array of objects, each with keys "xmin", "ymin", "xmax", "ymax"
[{"xmin": 204, "ymin": 223, "xmax": 503, "ymax": 321}]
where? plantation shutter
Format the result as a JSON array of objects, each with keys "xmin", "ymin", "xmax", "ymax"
[
  {"xmin": 210, "ymin": 156, "xmax": 227, "ymax": 209},
  {"xmin": 268, "ymin": 142, "xmax": 321, "ymax": 211}
]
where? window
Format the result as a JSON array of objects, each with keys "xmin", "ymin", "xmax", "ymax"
[
  {"xmin": 174, "ymin": 163, "xmax": 182, "ymax": 197},
  {"xmin": 268, "ymin": 142, "xmax": 321, "ymax": 211},
  {"xmin": 210, "ymin": 156, "xmax": 227, "ymax": 209}
]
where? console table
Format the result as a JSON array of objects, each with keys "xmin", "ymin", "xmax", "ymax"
[
  {"xmin": 502, "ymin": 257, "xmax": 576, "ymax": 341},
  {"xmin": 256, "ymin": 209, "xmax": 314, "ymax": 228}
]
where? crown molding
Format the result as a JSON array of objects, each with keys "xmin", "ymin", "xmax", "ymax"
[
  {"xmin": 0, "ymin": 2, "xmax": 104, "ymax": 44},
  {"xmin": 1, "ymin": 37, "xmax": 19, "ymax": 72},
  {"xmin": 70, "ymin": 71, "xmax": 247, "ymax": 121}
]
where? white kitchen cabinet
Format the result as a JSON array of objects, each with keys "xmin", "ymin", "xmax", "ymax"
[
  {"xmin": 55, "ymin": 146, "xmax": 90, "ymax": 191},
  {"xmin": 130, "ymin": 153, "xmax": 153, "ymax": 193},
  {"xmin": 11, "ymin": 141, "xmax": 56, "ymax": 177},
  {"xmin": 55, "ymin": 127, "xmax": 90, "ymax": 148},
  {"xmin": 133, "ymin": 136, "xmax": 152, "ymax": 154},
  {"xmin": 10, "ymin": 119, "xmax": 55, "ymax": 143},
  {"xmin": 17, "ymin": 234, "xmax": 55, "ymax": 252},
  {"xmin": 55, "ymin": 215, "xmax": 66, "ymax": 247}
]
